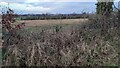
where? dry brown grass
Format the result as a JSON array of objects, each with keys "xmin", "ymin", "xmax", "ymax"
[
  {"xmin": 20, "ymin": 19, "xmax": 88, "ymax": 27},
  {"xmin": 2, "ymin": 26, "xmax": 119, "ymax": 66}
]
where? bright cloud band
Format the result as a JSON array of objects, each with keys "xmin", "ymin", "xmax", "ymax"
[{"xmin": 0, "ymin": 0, "xmax": 120, "ymax": 3}]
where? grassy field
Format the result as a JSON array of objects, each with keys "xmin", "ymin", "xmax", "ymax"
[{"xmin": 20, "ymin": 19, "xmax": 88, "ymax": 27}]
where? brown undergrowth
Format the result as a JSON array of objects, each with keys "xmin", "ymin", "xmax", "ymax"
[{"xmin": 2, "ymin": 11, "xmax": 119, "ymax": 66}]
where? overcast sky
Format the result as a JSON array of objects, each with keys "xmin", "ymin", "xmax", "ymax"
[{"xmin": 0, "ymin": 0, "xmax": 119, "ymax": 14}]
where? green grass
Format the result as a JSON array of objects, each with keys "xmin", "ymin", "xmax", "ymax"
[{"xmin": 23, "ymin": 23, "xmax": 82, "ymax": 33}]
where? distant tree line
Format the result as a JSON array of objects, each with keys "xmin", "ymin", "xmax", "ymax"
[{"xmin": 15, "ymin": 13, "xmax": 89, "ymax": 20}]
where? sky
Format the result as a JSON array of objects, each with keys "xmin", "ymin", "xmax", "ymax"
[{"xmin": 0, "ymin": 0, "xmax": 119, "ymax": 14}]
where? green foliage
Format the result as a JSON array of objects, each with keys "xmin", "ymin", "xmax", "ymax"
[{"xmin": 54, "ymin": 25, "xmax": 62, "ymax": 32}]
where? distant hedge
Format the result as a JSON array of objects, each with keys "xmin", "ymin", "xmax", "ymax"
[{"xmin": 16, "ymin": 14, "xmax": 89, "ymax": 20}]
